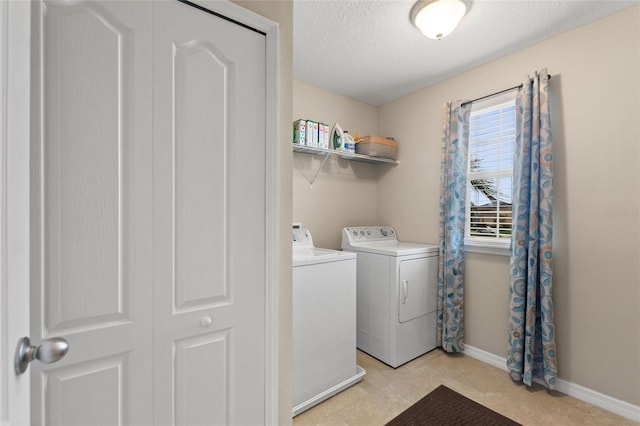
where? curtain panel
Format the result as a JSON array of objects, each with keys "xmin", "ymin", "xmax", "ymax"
[
  {"xmin": 507, "ymin": 68, "xmax": 557, "ymax": 389},
  {"xmin": 438, "ymin": 101, "xmax": 470, "ymax": 353}
]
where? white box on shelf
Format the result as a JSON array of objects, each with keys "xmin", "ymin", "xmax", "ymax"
[
  {"xmin": 305, "ymin": 121, "xmax": 318, "ymax": 148},
  {"xmin": 318, "ymin": 123, "xmax": 329, "ymax": 149}
]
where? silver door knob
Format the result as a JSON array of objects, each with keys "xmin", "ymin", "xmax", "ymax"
[{"xmin": 14, "ymin": 336, "xmax": 69, "ymax": 375}]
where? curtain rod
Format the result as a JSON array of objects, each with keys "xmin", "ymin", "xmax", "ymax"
[{"xmin": 461, "ymin": 75, "xmax": 552, "ymax": 108}]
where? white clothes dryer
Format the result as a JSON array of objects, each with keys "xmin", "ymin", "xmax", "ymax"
[
  {"xmin": 341, "ymin": 226, "xmax": 438, "ymax": 368},
  {"xmin": 292, "ymin": 228, "xmax": 365, "ymax": 416}
]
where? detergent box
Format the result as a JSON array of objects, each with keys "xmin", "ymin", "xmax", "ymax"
[
  {"xmin": 293, "ymin": 119, "xmax": 307, "ymax": 145},
  {"xmin": 305, "ymin": 120, "xmax": 318, "ymax": 148},
  {"xmin": 318, "ymin": 123, "xmax": 330, "ymax": 149}
]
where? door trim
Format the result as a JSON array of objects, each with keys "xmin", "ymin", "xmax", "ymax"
[
  {"xmin": 0, "ymin": 1, "xmax": 281, "ymax": 424},
  {"xmin": 0, "ymin": 0, "xmax": 7, "ymax": 419},
  {"xmin": 1, "ymin": 0, "xmax": 31, "ymax": 423},
  {"xmin": 262, "ymin": 13, "xmax": 281, "ymax": 426}
]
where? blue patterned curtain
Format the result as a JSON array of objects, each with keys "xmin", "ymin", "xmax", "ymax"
[
  {"xmin": 507, "ymin": 68, "xmax": 557, "ymax": 388},
  {"xmin": 438, "ymin": 101, "xmax": 470, "ymax": 353}
]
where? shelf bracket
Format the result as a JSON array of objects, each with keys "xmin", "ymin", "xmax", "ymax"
[{"xmin": 309, "ymin": 152, "xmax": 330, "ymax": 186}]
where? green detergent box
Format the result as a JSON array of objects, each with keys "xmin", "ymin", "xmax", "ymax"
[{"xmin": 293, "ymin": 119, "xmax": 306, "ymax": 145}]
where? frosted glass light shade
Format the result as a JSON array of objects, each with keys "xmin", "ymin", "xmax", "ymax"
[{"xmin": 411, "ymin": 0, "xmax": 468, "ymax": 40}]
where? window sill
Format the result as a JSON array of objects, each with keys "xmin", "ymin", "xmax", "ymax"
[{"xmin": 464, "ymin": 240, "xmax": 510, "ymax": 256}]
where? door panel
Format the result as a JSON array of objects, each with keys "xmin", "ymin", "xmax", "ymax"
[
  {"xmin": 43, "ymin": 1, "xmax": 129, "ymax": 331},
  {"xmin": 174, "ymin": 332, "xmax": 230, "ymax": 426},
  {"xmin": 31, "ymin": 1, "xmax": 153, "ymax": 424},
  {"xmin": 45, "ymin": 353, "xmax": 130, "ymax": 426},
  {"xmin": 173, "ymin": 41, "xmax": 229, "ymax": 310},
  {"xmin": 398, "ymin": 256, "xmax": 438, "ymax": 323},
  {"xmin": 153, "ymin": 2, "xmax": 266, "ymax": 425}
]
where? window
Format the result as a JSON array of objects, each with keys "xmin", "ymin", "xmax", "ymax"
[{"xmin": 464, "ymin": 94, "xmax": 516, "ymax": 255}]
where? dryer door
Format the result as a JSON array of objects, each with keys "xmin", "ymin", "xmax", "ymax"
[{"xmin": 398, "ymin": 256, "xmax": 438, "ymax": 323}]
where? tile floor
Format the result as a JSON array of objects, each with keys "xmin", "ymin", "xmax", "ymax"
[{"xmin": 293, "ymin": 349, "xmax": 637, "ymax": 426}]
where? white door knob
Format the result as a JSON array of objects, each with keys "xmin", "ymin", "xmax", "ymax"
[{"xmin": 200, "ymin": 316, "xmax": 213, "ymax": 328}]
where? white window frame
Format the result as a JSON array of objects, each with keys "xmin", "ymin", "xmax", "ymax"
[{"xmin": 464, "ymin": 91, "xmax": 517, "ymax": 256}]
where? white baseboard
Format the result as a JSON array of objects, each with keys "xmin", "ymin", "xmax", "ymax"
[
  {"xmin": 463, "ymin": 344, "xmax": 509, "ymax": 372},
  {"xmin": 463, "ymin": 345, "xmax": 640, "ymax": 423}
]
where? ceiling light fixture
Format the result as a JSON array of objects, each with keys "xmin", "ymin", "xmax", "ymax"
[{"xmin": 410, "ymin": 0, "xmax": 469, "ymax": 40}]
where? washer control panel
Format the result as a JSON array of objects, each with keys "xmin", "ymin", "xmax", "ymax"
[
  {"xmin": 292, "ymin": 228, "xmax": 314, "ymax": 248},
  {"xmin": 342, "ymin": 226, "xmax": 397, "ymax": 245}
]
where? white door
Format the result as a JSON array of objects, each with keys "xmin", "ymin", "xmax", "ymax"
[
  {"xmin": 4, "ymin": 0, "xmax": 275, "ymax": 424},
  {"xmin": 152, "ymin": 1, "xmax": 266, "ymax": 425},
  {"xmin": 398, "ymin": 256, "xmax": 438, "ymax": 323},
  {"xmin": 29, "ymin": 1, "xmax": 155, "ymax": 424}
]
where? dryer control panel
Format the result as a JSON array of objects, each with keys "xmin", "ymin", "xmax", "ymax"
[{"xmin": 342, "ymin": 226, "xmax": 397, "ymax": 246}]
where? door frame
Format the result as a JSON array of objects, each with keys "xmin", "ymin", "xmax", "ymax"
[
  {"xmin": 0, "ymin": 1, "xmax": 281, "ymax": 424},
  {"xmin": 1, "ymin": 0, "xmax": 31, "ymax": 424}
]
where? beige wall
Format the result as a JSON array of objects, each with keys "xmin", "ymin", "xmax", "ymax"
[
  {"xmin": 292, "ymin": 80, "xmax": 381, "ymax": 249},
  {"xmin": 378, "ymin": 6, "xmax": 640, "ymax": 405},
  {"xmin": 231, "ymin": 2, "xmax": 293, "ymax": 424}
]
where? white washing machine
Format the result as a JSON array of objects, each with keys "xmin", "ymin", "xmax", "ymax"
[
  {"xmin": 341, "ymin": 226, "xmax": 439, "ymax": 368},
  {"xmin": 292, "ymin": 228, "xmax": 365, "ymax": 416}
]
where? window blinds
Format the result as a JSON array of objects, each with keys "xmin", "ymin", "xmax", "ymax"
[{"xmin": 466, "ymin": 101, "xmax": 515, "ymax": 239}]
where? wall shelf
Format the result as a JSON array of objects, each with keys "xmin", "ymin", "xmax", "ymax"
[
  {"xmin": 292, "ymin": 144, "xmax": 398, "ymax": 165},
  {"xmin": 293, "ymin": 143, "xmax": 397, "ymax": 185}
]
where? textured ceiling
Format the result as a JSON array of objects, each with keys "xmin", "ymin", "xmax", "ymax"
[{"xmin": 293, "ymin": 0, "xmax": 637, "ymax": 106}]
